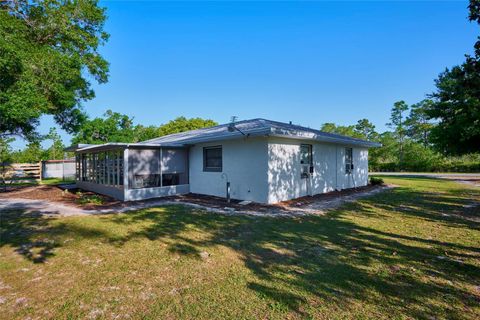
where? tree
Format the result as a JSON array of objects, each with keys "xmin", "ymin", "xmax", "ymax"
[
  {"xmin": 368, "ymin": 131, "xmax": 399, "ymax": 171},
  {"xmin": 71, "ymin": 110, "xmax": 136, "ymax": 144},
  {"xmin": 0, "ymin": 137, "xmax": 14, "ymax": 190},
  {"xmin": 154, "ymin": 117, "xmax": 218, "ymax": 137},
  {"xmin": 426, "ymin": 1, "xmax": 480, "ymax": 155},
  {"xmin": 71, "ymin": 112, "xmax": 218, "ymax": 144},
  {"xmin": 320, "ymin": 123, "xmax": 363, "ymax": 139},
  {"xmin": 405, "ymin": 99, "xmax": 434, "ymax": 147},
  {"xmin": 0, "ymin": 137, "xmax": 14, "ymax": 164},
  {"xmin": 387, "ymin": 101, "xmax": 409, "ymax": 167},
  {"xmin": 11, "ymin": 141, "xmax": 46, "ymax": 163},
  {"xmin": 45, "ymin": 127, "xmax": 65, "ymax": 160},
  {"xmin": 354, "ymin": 119, "xmax": 377, "ymax": 140},
  {"xmin": 0, "ymin": 0, "xmax": 109, "ymax": 141},
  {"xmin": 427, "ymin": 65, "xmax": 480, "ymax": 154}
]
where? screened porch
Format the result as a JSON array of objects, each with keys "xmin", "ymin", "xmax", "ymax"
[{"xmin": 74, "ymin": 145, "xmax": 189, "ymax": 201}]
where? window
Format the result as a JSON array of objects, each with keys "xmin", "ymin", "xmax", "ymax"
[
  {"xmin": 203, "ymin": 146, "xmax": 222, "ymax": 172},
  {"xmin": 300, "ymin": 144, "xmax": 313, "ymax": 178},
  {"xmin": 300, "ymin": 144, "xmax": 312, "ymax": 165},
  {"xmin": 345, "ymin": 147, "xmax": 353, "ymax": 173}
]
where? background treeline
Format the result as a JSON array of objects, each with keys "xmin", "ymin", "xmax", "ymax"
[
  {"xmin": 0, "ymin": 115, "xmax": 217, "ymax": 163},
  {"xmin": 321, "ymin": 99, "xmax": 480, "ymax": 172},
  {"xmin": 320, "ymin": 1, "xmax": 480, "ymax": 172}
]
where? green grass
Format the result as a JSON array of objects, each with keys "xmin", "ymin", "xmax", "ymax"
[
  {"xmin": 40, "ymin": 177, "xmax": 75, "ymax": 185},
  {"xmin": 1, "ymin": 177, "xmax": 74, "ymax": 187},
  {"xmin": 0, "ymin": 176, "xmax": 479, "ymax": 319}
]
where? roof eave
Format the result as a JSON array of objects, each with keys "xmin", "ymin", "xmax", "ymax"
[{"xmin": 268, "ymin": 131, "xmax": 381, "ymax": 148}]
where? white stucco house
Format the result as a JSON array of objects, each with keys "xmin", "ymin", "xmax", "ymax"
[{"xmin": 66, "ymin": 118, "xmax": 381, "ymax": 204}]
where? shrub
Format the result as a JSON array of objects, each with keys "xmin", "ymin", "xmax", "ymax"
[
  {"xmin": 370, "ymin": 176, "xmax": 384, "ymax": 185},
  {"xmin": 76, "ymin": 192, "xmax": 104, "ymax": 205}
]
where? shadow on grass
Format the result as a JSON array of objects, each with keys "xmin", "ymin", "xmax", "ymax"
[
  {"xmin": 1, "ymin": 176, "xmax": 479, "ymax": 318},
  {"xmin": 0, "ymin": 203, "xmax": 110, "ymax": 263}
]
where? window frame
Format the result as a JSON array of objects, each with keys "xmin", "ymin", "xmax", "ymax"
[
  {"xmin": 300, "ymin": 144, "xmax": 313, "ymax": 166},
  {"xmin": 203, "ymin": 146, "xmax": 223, "ymax": 172},
  {"xmin": 345, "ymin": 147, "xmax": 353, "ymax": 173}
]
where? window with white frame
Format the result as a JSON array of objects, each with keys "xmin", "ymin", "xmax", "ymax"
[{"xmin": 345, "ymin": 147, "xmax": 353, "ymax": 173}]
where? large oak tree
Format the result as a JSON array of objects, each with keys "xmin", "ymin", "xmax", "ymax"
[{"xmin": 0, "ymin": 0, "xmax": 109, "ymax": 141}]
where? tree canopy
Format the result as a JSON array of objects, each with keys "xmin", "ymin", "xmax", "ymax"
[
  {"xmin": 0, "ymin": 0, "xmax": 109, "ymax": 141},
  {"xmin": 320, "ymin": 119, "xmax": 376, "ymax": 140},
  {"xmin": 71, "ymin": 111, "xmax": 218, "ymax": 144},
  {"xmin": 425, "ymin": 0, "xmax": 480, "ymax": 155}
]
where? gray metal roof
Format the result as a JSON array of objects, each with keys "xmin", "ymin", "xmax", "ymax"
[
  {"xmin": 67, "ymin": 118, "xmax": 381, "ymax": 153},
  {"xmin": 139, "ymin": 118, "xmax": 381, "ymax": 148},
  {"xmin": 63, "ymin": 143, "xmax": 98, "ymax": 152}
]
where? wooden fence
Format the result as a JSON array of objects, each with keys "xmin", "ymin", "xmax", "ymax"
[{"xmin": 0, "ymin": 162, "xmax": 42, "ymax": 181}]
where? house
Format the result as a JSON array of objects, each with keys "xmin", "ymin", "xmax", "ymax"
[{"xmin": 66, "ymin": 118, "xmax": 381, "ymax": 203}]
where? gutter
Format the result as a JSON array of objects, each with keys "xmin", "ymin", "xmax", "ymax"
[{"xmin": 268, "ymin": 131, "xmax": 381, "ymax": 148}]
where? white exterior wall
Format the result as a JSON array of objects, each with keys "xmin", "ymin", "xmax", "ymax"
[
  {"xmin": 188, "ymin": 137, "xmax": 269, "ymax": 203},
  {"xmin": 267, "ymin": 137, "xmax": 369, "ymax": 203},
  {"xmin": 42, "ymin": 161, "xmax": 76, "ymax": 179}
]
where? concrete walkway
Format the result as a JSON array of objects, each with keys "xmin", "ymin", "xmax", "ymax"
[{"xmin": 0, "ymin": 186, "xmax": 393, "ymax": 218}]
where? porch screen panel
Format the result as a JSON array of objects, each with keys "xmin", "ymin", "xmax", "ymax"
[
  {"xmin": 77, "ymin": 150, "xmax": 124, "ymax": 187},
  {"xmin": 161, "ymin": 148, "xmax": 188, "ymax": 186},
  {"xmin": 129, "ymin": 149, "xmax": 161, "ymax": 189}
]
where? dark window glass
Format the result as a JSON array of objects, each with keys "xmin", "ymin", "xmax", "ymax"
[{"xmin": 203, "ymin": 146, "xmax": 222, "ymax": 172}]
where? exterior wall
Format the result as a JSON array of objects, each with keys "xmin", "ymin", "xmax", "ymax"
[
  {"xmin": 76, "ymin": 181, "xmax": 125, "ymax": 200},
  {"xmin": 75, "ymin": 138, "xmax": 369, "ymax": 204},
  {"xmin": 188, "ymin": 137, "xmax": 269, "ymax": 203},
  {"xmin": 125, "ymin": 184, "xmax": 189, "ymax": 201},
  {"xmin": 42, "ymin": 160, "xmax": 76, "ymax": 179},
  {"xmin": 267, "ymin": 137, "xmax": 369, "ymax": 203}
]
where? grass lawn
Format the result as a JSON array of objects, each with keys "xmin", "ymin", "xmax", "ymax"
[
  {"xmin": 0, "ymin": 176, "xmax": 479, "ymax": 319},
  {"xmin": 1, "ymin": 177, "xmax": 75, "ymax": 187}
]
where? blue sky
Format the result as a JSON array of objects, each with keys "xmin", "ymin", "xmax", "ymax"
[{"xmin": 16, "ymin": 1, "xmax": 477, "ymax": 149}]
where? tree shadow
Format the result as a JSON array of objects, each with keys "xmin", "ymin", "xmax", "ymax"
[
  {"xmin": 102, "ymin": 178, "xmax": 480, "ymax": 318},
  {"xmin": 0, "ymin": 204, "xmax": 110, "ymax": 263},
  {"xmin": 361, "ymin": 185, "xmax": 480, "ymax": 230},
  {"xmin": 1, "ymin": 177, "xmax": 479, "ymax": 318}
]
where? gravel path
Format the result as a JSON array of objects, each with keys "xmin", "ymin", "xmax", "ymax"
[{"xmin": 0, "ymin": 186, "xmax": 393, "ymax": 218}]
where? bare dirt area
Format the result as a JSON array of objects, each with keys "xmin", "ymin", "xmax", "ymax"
[
  {"xmin": 0, "ymin": 184, "xmax": 391, "ymax": 217},
  {"xmin": 0, "ymin": 185, "xmax": 120, "ymax": 209}
]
